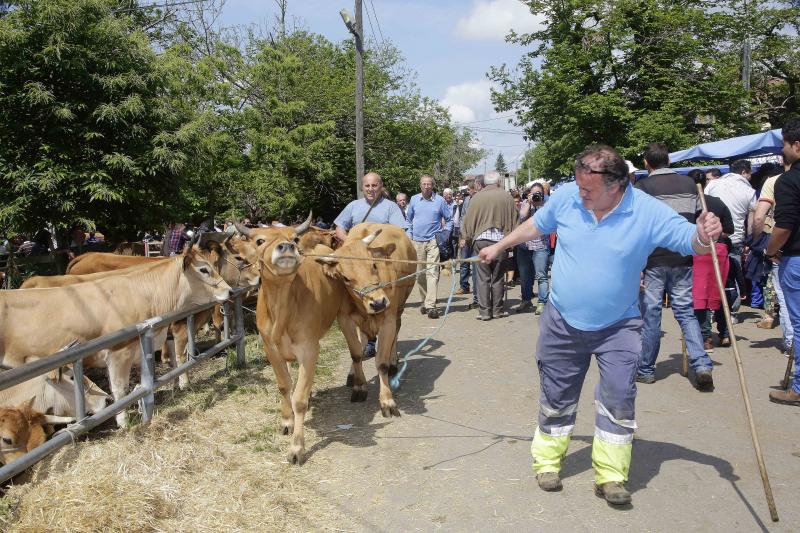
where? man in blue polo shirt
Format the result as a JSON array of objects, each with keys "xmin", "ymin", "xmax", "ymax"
[
  {"xmin": 406, "ymin": 175, "xmax": 453, "ymax": 319},
  {"xmin": 334, "ymin": 172, "xmax": 406, "ymax": 242},
  {"xmin": 479, "ymin": 145, "xmax": 722, "ymax": 506},
  {"xmin": 334, "ymin": 171, "xmax": 406, "ymax": 359}
]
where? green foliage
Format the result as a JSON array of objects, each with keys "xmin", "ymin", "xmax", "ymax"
[
  {"xmin": 0, "ymin": 0, "xmax": 198, "ymax": 237},
  {"xmin": 490, "ymin": 0, "xmax": 799, "ymax": 182},
  {"xmin": 0, "ymin": 2, "xmax": 480, "ymax": 235}
]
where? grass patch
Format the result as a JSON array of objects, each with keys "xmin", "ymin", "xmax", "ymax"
[{"xmin": 0, "ymin": 325, "xmax": 354, "ymax": 532}]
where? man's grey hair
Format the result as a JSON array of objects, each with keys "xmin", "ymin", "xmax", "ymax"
[
  {"xmin": 483, "ymin": 171, "xmax": 500, "ymax": 186},
  {"xmin": 420, "ymin": 175, "xmax": 436, "ymax": 186},
  {"xmin": 443, "ymin": 187, "xmax": 453, "ymax": 195}
]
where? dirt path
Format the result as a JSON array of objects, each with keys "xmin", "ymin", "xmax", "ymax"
[{"xmin": 303, "ymin": 276, "xmax": 799, "ymax": 532}]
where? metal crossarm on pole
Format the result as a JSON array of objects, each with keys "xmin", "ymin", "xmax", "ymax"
[{"xmin": 697, "ymin": 184, "xmax": 779, "ymax": 522}]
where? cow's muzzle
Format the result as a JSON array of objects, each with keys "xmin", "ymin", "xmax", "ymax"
[
  {"xmin": 271, "ymin": 241, "xmax": 300, "ymax": 272},
  {"xmin": 368, "ymin": 296, "xmax": 389, "ymax": 314}
]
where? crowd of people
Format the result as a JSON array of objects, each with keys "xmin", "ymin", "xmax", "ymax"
[{"xmin": 329, "ymin": 117, "xmax": 800, "ymax": 505}]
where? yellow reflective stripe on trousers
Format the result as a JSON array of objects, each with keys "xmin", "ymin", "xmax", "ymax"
[
  {"xmin": 592, "ymin": 434, "xmax": 632, "ymax": 485},
  {"xmin": 531, "ymin": 427, "xmax": 571, "ymax": 474}
]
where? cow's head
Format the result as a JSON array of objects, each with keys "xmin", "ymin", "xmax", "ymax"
[
  {"xmin": 0, "ymin": 399, "xmax": 72, "ymax": 465},
  {"xmin": 298, "ymin": 227, "xmax": 339, "ymax": 252},
  {"xmin": 315, "ymin": 229, "xmax": 394, "ymax": 315},
  {"xmin": 237, "ymin": 213, "xmax": 313, "ymax": 280},
  {"xmin": 180, "ymin": 245, "xmax": 232, "ymax": 305},
  {"xmin": 197, "ymin": 232, "xmax": 261, "ymax": 288},
  {"xmin": 45, "ymin": 368, "xmax": 111, "ymax": 416}
]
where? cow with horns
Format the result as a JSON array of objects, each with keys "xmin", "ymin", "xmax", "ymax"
[{"xmin": 238, "ymin": 214, "xmax": 415, "ymax": 464}]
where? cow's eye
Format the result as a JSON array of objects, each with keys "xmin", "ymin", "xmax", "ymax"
[
  {"xmin": 256, "ymin": 238, "xmax": 266, "ymax": 246},
  {"xmin": 200, "ymin": 267, "xmax": 210, "ymax": 275},
  {"xmin": 235, "ymin": 256, "xmax": 243, "ymax": 262},
  {"xmin": 2, "ymin": 437, "xmax": 12, "ymax": 445}
]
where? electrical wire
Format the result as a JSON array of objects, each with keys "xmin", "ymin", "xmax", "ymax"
[{"xmin": 368, "ymin": 0, "xmax": 386, "ymax": 45}]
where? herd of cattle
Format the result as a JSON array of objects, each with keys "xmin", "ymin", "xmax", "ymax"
[{"xmin": 0, "ymin": 214, "xmax": 417, "ymax": 469}]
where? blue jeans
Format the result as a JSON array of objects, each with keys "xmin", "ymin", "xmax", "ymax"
[
  {"xmin": 779, "ymin": 257, "xmax": 800, "ymax": 393},
  {"xmin": 516, "ymin": 246, "xmax": 550, "ymax": 303},
  {"xmin": 638, "ymin": 266, "xmax": 713, "ymax": 378},
  {"xmin": 460, "ymin": 241, "xmax": 472, "ymax": 291}
]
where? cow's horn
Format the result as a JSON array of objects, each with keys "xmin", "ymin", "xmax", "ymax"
[
  {"xmin": 362, "ymin": 228, "xmax": 383, "ymax": 245},
  {"xmin": 43, "ymin": 415, "xmax": 75, "ymax": 425},
  {"xmin": 233, "ymin": 220, "xmax": 252, "ymax": 237},
  {"xmin": 294, "ymin": 211, "xmax": 313, "ymax": 236}
]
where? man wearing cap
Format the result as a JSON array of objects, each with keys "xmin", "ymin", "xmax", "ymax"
[{"xmin": 478, "ymin": 145, "xmax": 722, "ymax": 505}]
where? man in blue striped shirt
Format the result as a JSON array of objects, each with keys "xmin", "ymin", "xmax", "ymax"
[{"xmin": 406, "ymin": 175, "xmax": 453, "ymax": 319}]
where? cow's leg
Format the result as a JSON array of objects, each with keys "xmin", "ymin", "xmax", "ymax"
[
  {"xmin": 171, "ymin": 322, "xmax": 190, "ymax": 389},
  {"xmin": 338, "ymin": 314, "xmax": 368, "ymax": 402},
  {"xmin": 106, "ymin": 349, "xmax": 136, "ymax": 428},
  {"xmin": 376, "ymin": 318, "xmax": 401, "ymax": 417},
  {"xmin": 287, "ymin": 344, "xmax": 319, "ymax": 465},
  {"xmin": 264, "ymin": 344, "xmax": 295, "ymax": 435}
]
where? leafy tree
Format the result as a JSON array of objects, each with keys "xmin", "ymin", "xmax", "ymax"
[
  {"xmin": 0, "ymin": 0, "xmax": 197, "ymax": 237},
  {"xmin": 488, "ymin": 0, "xmax": 796, "ymax": 181},
  {"xmin": 495, "ymin": 152, "xmax": 508, "ymax": 174}
]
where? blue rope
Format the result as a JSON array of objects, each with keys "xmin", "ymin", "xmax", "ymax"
[{"xmin": 390, "ymin": 259, "xmax": 465, "ymax": 390}]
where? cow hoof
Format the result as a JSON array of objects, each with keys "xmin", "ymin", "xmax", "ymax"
[
  {"xmin": 346, "ymin": 373, "xmax": 354, "ymax": 387},
  {"xmin": 350, "ymin": 389, "xmax": 368, "ymax": 403},
  {"xmin": 380, "ymin": 403, "xmax": 401, "ymax": 418},
  {"xmin": 287, "ymin": 448, "xmax": 306, "ymax": 465}
]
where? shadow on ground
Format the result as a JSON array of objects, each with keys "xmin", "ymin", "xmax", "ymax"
[
  {"xmin": 304, "ymin": 339, "xmax": 450, "ymax": 459},
  {"xmin": 560, "ymin": 435, "xmax": 769, "ymax": 531}
]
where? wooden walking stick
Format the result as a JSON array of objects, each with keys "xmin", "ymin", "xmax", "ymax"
[
  {"xmin": 781, "ymin": 347, "xmax": 794, "ymax": 390},
  {"xmin": 697, "ymin": 184, "xmax": 779, "ymax": 522},
  {"xmin": 681, "ymin": 336, "xmax": 689, "ymax": 377}
]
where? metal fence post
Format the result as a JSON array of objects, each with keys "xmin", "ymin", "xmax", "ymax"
[
  {"xmin": 223, "ymin": 301, "xmax": 231, "ymax": 341},
  {"xmin": 186, "ymin": 313, "xmax": 195, "ymax": 360},
  {"xmin": 72, "ymin": 358, "xmax": 87, "ymax": 421},
  {"xmin": 234, "ymin": 293, "xmax": 246, "ymax": 368},
  {"xmin": 139, "ymin": 328, "xmax": 156, "ymax": 423}
]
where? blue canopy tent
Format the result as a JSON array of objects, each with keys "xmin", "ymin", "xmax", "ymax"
[{"xmin": 668, "ymin": 128, "xmax": 783, "ymax": 163}]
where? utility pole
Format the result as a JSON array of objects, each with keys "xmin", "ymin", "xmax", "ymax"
[
  {"xmin": 742, "ymin": 0, "xmax": 751, "ymax": 91},
  {"xmin": 340, "ymin": 3, "xmax": 365, "ymax": 198}
]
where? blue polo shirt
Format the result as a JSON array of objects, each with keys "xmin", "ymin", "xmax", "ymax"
[
  {"xmin": 334, "ymin": 197, "xmax": 406, "ymax": 231},
  {"xmin": 406, "ymin": 192, "xmax": 453, "ymax": 241},
  {"xmin": 533, "ymin": 182, "xmax": 696, "ymax": 331}
]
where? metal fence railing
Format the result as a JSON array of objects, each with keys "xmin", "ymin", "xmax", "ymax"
[{"xmin": 0, "ymin": 287, "xmax": 248, "ymax": 483}]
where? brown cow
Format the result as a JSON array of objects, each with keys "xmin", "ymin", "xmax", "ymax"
[
  {"xmin": 0, "ymin": 248, "xmax": 231, "ymax": 426},
  {"xmin": 0, "ymin": 369, "xmax": 110, "ymax": 417},
  {"xmin": 0, "ymin": 399, "xmax": 74, "ymax": 465},
  {"xmin": 38, "ymin": 234, "xmax": 261, "ymax": 389},
  {"xmin": 242, "ymin": 219, "xmax": 393, "ymax": 465},
  {"xmin": 315, "ymin": 223, "xmax": 416, "ymax": 416},
  {"xmin": 66, "ymin": 252, "xmax": 162, "ymax": 274}
]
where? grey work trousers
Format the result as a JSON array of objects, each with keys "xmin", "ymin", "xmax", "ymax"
[{"xmin": 473, "ymin": 239, "xmax": 507, "ymax": 318}]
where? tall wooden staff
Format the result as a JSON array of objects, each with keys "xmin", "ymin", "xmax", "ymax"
[{"xmin": 697, "ymin": 184, "xmax": 779, "ymax": 522}]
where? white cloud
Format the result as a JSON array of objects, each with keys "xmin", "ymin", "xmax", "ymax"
[
  {"xmin": 455, "ymin": 0, "xmax": 546, "ymax": 41},
  {"xmin": 441, "ymin": 80, "xmax": 496, "ymax": 124}
]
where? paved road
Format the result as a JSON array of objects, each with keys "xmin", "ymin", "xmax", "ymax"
[{"xmin": 305, "ymin": 277, "xmax": 798, "ymax": 532}]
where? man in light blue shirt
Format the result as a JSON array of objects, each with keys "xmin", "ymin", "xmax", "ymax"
[
  {"xmin": 479, "ymin": 145, "xmax": 722, "ymax": 506},
  {"xmin": 334, "ymin": 171, "xmax": 405, "ymax": 360},
  {"xmin": 334, "ymin": 172, "xmax": 406, "ymax": 242},
  {"xmin": 406, "ymin": 175, "xmax": 453, "ymax": 318}
]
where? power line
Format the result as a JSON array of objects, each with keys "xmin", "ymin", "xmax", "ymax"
[
  {"xmin": 368, "ymin": 0, "xmax": 386, "ymax": 44},
  {"xmin": 454, "ymin": 113, "xmax": 517, "ymax": 125},
  {"xmin": 363, "ymin": 0, "xmax": 377, "ymax": 45},
  {"xmin": 463, "ymin": 126, "xmax": 526, "ymax": 135}
]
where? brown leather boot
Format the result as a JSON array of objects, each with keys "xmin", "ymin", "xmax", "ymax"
[
  {"xmin": 769, "ymin": 389, "xmax": 800, "ymax": 406},
  {"xmin": 594, "ymin": 481, "xmax": 631, "ymax": 505}
]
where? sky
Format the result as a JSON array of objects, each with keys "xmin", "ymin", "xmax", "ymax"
[{"xmin": 215, "ymin": 0, "xmax": 545, "ymax": 175}]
